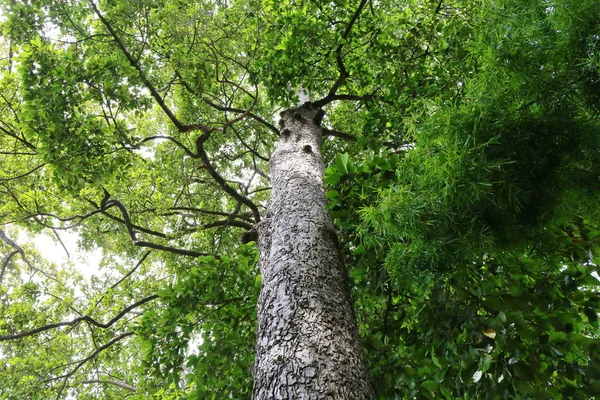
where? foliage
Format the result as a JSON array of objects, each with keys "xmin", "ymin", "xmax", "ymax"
[{"xmin": 0, "ymin": 0, "xmax": 599, "ymax": 399}]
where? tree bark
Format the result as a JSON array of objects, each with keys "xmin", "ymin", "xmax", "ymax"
[{"xmin": 252, "ymin": 103, "xmax": 374, "ymax": 399}]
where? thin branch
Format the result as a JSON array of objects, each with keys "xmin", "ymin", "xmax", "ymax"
[
  {"xmin": 0, "ymin": 229, "xmax": 58, "ymax": 282},
  {"xmin": 95, "ymin": 251, "xmax": 152, "ymax": 307},
  {"xmin": 180, "ymin": 218, "xmax": 254, "ymax": 234},
  {"xmin": 139, "ymin": 135, "xmax": 198, "ymax": 159},
  {"xmin": 49, "ymin": 226, "xmax": 70, "ymax": 259},
  {"xmin": 0, "ymin": 295, "xmax": 158, "ymax": 342},
  {"xmin": 231, "ymin": 125, "xmax": 270, "ymax": 162},
  {"xmin": 170, "ymin": 207, "xmax": 253, "ymax": 221},
  {"xmin": 203, "ymin": 98, "xmax": 279, "ymax": 134},
  {"xmin": 97, "ymin": 195, "xmax": 217, "ymax": 257},
  {"xmin": 0, "ymin": 163, "xmax": 46, "ymax": 182},
  {"xmin": 54, "ymin": 332, "xmax": 135, "ymax": 399},
  {"xmin": 94, "ymin": 200, "xmax": 167, "ymax": 239},
  {"xmin": 327, "ymin": 0, "xmax": 369, "ymax": 97},
  {"xmin": 110, "ymin": 251, "xmax": 151, "ymax": 291},
  {"xmin": 0, "ymin": 250, "xmax": 19, "ymax": 284},
  {"xmin": 75, "ymin": 378, "xmax": 137, "ymax": 392},
  {"xmin": 88, "ymin": 0, "xmax": 207, "ymax": 134}
]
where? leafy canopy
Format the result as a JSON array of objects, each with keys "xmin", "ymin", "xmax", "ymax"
[{"xmin": 0, "ymin": 0, "xmax": 599, "ymax": 399}]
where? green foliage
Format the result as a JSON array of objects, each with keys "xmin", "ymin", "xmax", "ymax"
[
  {"xmin": 1, "ymin": 0, "xmax": 599, "ymax": 398},
  {"xmin": 137, "ymin": 247, "xmax": 259, "ymax": 398},
  {"xmin": 324, "ymin": 1, "xmax": 600, "ymax": 398}
]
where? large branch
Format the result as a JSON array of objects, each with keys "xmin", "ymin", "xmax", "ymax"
[
  {"xmin": 97, "ymin": 194, "xmax": 216, "ymax": 257},
  {"xmin": 195, "ymin": 133, "xmax": 262, "ymax": 223},
  {"xmin": 0, "ymin": 295, "xmax": 158, "ymax": 342},
  {"xmin": 323, "ymin": 128, "xmax": 357, "ymax": 142}
]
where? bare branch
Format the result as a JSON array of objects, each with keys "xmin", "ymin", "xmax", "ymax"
[
  {"xmin": 49, "ymin": 225, "xmax": 70, "ymax": 259},
  {"xmin": 95, "ymin": 251, "xmax": 152, "ymax": 307},
  {"xmin": 180, "ymin": 218, "xmax": 254, "ymax": 234},
  {"xmin": 134, "ymin": 241, "xmax": 216, "ymax": 258},
  {"xmin": 110, "ymin": 251, "xmax": 151, "ymax": 291},
  {"xmin": 203, "ymin": 99, "xmax": 279, "ymax": 134},
  {"xmin": 139, "ymin": 135, "xmax": 198, "ymax": 159}
]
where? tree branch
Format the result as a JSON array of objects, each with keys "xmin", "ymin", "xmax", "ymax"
[
  {"xmin": 0, "ymin": 229, "xmax": 58, "ymax": 282},
  {"xmin": 97, "ymin": 195, "xmax": 216, "ymax": 257},
  {"xmin": 0, "ymin": 163, "xmax": 46, "ymax": 182},
  {"xmin": 139, "ymin": 135, "xmax": 198, "ymax": 159},
  {"xmin": 75, "ymin": 378, "xmax": 137, "ymax": 392},
  {"xmin": 88, "ymin": 0, "xmax": 208, "ymax": 134},
  {"xmin": 327, "ymin": 0, "xmax": 369, "ymax": 97},
  {"xmin": 95, "ymin": 251, "xmax": 152, "ymax": 307},
  {"xmin": 203, "ymin": 98, "xmax": 279, "ymax": 134},
  {"xmin": 134, "ymin": 241, "xmax": 216, "ymax": 258},
  {"xmin": 323, "ymin": 128, "xmax": 357, "ymax": 142},
  {"xmin": 53, "ymin": 332, "xmax": 135, "ymax": 399},
  {"xmin": 0, "ymin": 295, "xmax": 158, "ymax": 342},
  {"xmin": 0, "ymin": 250, "xmax": 19, "ymax": 284},
  {"xmin": 195, "ymin": 133, "xmax": 262, "ymax": 223}
]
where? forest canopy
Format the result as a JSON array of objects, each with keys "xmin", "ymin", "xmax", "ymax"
[{"xmin": 0, "ymin": 0, "xmax": 599, "ymax": 399}]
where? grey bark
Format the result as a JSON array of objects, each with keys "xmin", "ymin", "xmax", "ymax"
[{"xmin": 252, "ymin": 103, "xmax": 374, "ymax": 399}]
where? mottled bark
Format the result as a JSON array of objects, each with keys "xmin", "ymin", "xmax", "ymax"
[{"xmin": 252, "ymin": 103, "xmax": 374, "ymax": 399}]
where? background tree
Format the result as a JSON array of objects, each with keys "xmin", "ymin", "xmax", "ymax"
[{"xmin": 1, "ymin": 0, "xmax": 599, "ymax": 399}]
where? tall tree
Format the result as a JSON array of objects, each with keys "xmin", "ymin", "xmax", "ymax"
[{"xmin": 1, "ymin": 0, "xmax": 599, "ymax": 399}]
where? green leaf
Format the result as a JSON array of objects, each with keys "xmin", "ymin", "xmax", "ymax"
[
  {"xmin": 421, "ymin": 380, "xmax": 438, "ymax": 391},
  {"xmin": 335, "ymin": 153, "xmax": 350, "ymax": 174},
  {"xmin": 548, "ymin": 331, "xmax": 567, "ymax": 342}
]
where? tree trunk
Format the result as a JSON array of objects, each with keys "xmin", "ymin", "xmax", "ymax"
[{"xmin": 252, "ymin": 103, "xmax": 374, "ymax": 399}]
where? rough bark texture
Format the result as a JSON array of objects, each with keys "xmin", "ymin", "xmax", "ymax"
[{"xmin": 252, "ymin": 103, "xmax": 374, "ymax": 399}]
